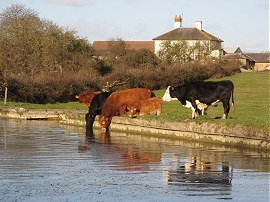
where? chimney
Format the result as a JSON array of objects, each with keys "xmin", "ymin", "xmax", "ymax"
[
  {"xmin": 174, "ymin": 15, "xmax": 182, "ymax": 29},
  {"xmin": 196, "ymin": 20, "xmax": 202, "ymax": 30}
]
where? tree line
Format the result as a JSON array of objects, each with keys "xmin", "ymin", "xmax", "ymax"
[{"xmin": 0, "ymin": 4, "xmax": 240, "ymax": 104}]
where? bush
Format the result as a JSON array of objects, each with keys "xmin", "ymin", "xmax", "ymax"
[
  {"xmin": 3, "ymin": 59, "xmax": 240, "ymax": 104},
  {"xmin": 6, "ymin": 70, "xmax": 100, "ymax": 104},
  {"xmin": 100, "ymin": 60, "xmax": 240, "ymax": 91}
]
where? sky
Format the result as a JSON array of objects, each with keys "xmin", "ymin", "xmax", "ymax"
[{"xmin": 0, "ymin": 0, "xmax": 269, "ymax": 52}]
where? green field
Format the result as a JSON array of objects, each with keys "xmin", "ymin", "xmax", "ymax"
[{"xmin": 1, "ymin": 72, "xmax": 269, "ymax": 131}]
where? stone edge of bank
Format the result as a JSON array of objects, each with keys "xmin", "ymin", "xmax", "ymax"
[{"xmin": 0, "ymin": 107, "xmax": 269, "ymax": 151}]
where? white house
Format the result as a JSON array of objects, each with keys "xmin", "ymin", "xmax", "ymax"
[
  {"xmin": 152, "ymin": 15, "xmax": 224, "ymax": 59},
  {"xmin": 93, "ymin": 16, "xmax": 224, "ymax": 59}
]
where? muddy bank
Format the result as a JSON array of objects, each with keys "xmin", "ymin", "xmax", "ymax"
[{"xmin": 0, "ymin": 107, "xmax": 269, "ymax": 150}]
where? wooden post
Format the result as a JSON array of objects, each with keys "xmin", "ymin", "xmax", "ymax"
[{"xmin": 4, "ymin": 86, "xmax": 7, "ymax": 105}]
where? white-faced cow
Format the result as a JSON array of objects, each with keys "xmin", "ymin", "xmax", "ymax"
[{"xmin": 162, "ymin": 80, "xmax": 234, "ymax": 119}]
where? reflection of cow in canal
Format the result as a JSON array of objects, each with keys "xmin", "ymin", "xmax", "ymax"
[
  {"xmin": 163, "ymin": 156, "xmax": 233, "ymax": 185},
  {"xmin": 79, "ymin": 130, "xmax": 161, "ymax": 171}
]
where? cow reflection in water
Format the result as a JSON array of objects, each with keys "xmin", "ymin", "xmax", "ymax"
[
  {"xmin": 163, "ymin": 156, "xmax": 233, "ymax": 185},
  {"xmin": 79, "ymin": 130, "xmax": 111, "ymax": 151},
  {"xmin": 79, "ymin": 130, "xmax": 161, "ymax": 171}
]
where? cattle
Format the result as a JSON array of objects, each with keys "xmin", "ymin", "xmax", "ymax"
[
  {"xmin": 76, "ymin": 91, "xmax": 100, "ymax": 107},
  {"xmin": 99, "ymin": 88, "xmax": 155, "ymax": 132},
  {"xmin": 162, "ymin": 80, "xmax": 234, "ymax": 119},
  {"xmin": 127, "ymin": 97, "xmax": 162, "ymax": 118},
  {"xmin": 162, "ymin": 86, "xmax": 178, "ymax": 101},
  {"xmin": 164, "ymin": 86, "xmax": 209, "ymax": 115},
  {"xmin": 85, "ymin": 92, "xmax": 113, "ymax": 135},
  {"xmin": 195, "ymin": 100, "xmax": 208, "ymax": 115}
]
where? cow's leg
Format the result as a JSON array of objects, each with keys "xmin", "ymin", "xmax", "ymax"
[
  {"xmin": 191, "ymin": 107, "xmax": 197, "ymax": 119},
  {"xmin": 222, "ymin": 100, "xmax": 230, "ymax": 119},
  {"xmin": 201, "ymin": 108, "xmax": 205, "ymax": 115},
  {"xmin": 85, "ymin": 113, "xmax": 92, "ymax": 136},
  {"xmin": 190, "ymin": 103, "xmax": 199, "ymax": 119},
  {"xmin": 85, "ymin": 113, "xmax": 90, "ymax": 129},
  {"xmin": 86, "ymin": 113, "xmax": 96, "ymax": 136},
  {"xmin": 99, "ymin": 115, "xmax": 109, "ymax": 132}
]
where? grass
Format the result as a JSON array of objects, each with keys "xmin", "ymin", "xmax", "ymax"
[
  {"xmin": 0, "ymin": 100, "xmax": 87, "ymax": 110},
  {"xmin": 141, "ymin": 72, "xmax": 270, "ymax": 132},
  {"xmin": 0, "ymin": 72, "xmax": 269, "ymax": 131}
]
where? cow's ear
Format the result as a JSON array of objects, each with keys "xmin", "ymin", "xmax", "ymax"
[{"xmin": 170, "ymin": 86, "xmax": 174, "ymax": 91}]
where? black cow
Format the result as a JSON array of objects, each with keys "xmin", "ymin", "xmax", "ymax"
[
  {"xmin": 162, "ymin": 80, "xmax": 234, "ymax": 119},
  {"xmin": 85, "ymin": 92, "xmax": 113, "ymax": 135}
]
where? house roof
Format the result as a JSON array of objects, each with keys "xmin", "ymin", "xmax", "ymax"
[
  {"xmin": 223, "ymin": 53, "xmax": 255, "ymax": 61},
  {"xmin": 92, "ymin": 41, "xmax": 155, "ymax": 55},
  {"xmin": 245, "ymin": 52, "xmax": 270, "ymax": 63},
  {"xmin": 223, "ymin": 47, "xmax": 242, "ymax": 54},
  {"xmin": 152, "ymin": 28, "xmax": 223, "ymax": 42}
]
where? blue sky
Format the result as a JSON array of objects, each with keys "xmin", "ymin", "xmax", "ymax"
[{"xmin": 0, "ymin": 0, "xmax": 269, "ymax": 52}]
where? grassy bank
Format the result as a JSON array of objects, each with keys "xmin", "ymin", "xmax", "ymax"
[
  {"xmin": 151, "ymin": 72, "xmax": 269, "ymax": 132},
  {"xmin": 1, "ymin": 72, "xmax": 269, "ymax": 132}
]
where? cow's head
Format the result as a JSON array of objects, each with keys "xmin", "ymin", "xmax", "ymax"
[
  {"xmin": 127, "ymin": 106, "xmax": 140, "ymax": 118},
  {"xmin": 162, "ymin": 86, "xmax": 177, "ymax": 102},
  {"xmin": 99, "ymin": 115, "xmax": 112, "ymax": 132},
  {"xmin": 76, "ymin": 91, "xmax": 101, "ymax": 107}
]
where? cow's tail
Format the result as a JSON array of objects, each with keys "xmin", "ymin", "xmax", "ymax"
[{"xmin": 231, "ymin": 86, "xmax": 235, "ymax": 118}]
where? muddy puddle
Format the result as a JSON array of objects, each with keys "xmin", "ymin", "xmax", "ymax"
[{"xmin": 0, "ymin": 118, "xmax": 269, "ymax": 202}]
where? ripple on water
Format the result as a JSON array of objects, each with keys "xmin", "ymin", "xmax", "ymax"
[{"xmin": 0, "ymin": 118, "xmax": 269, "ymax": 202}]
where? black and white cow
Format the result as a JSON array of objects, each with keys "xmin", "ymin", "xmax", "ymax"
[
  {"xmin": 85, "ymin": 92, "xmax": 113, "ymax": 135},
  {"xmin": 162, "ymin": 80, "xmax": 234, "ymax": 119}
]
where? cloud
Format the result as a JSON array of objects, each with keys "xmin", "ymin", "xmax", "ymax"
[{"xmin": 45, "ymin": 0, "xmax": 93, "ymax": 7}]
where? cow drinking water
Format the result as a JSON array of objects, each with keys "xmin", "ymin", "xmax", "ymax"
[
  {"xmin": 85, "ymin": 92, "xmax": 113, "ymax": 135},
  {"xmin": 162, "ymin": 80, "xmax": 234, "ymax": 119},
  {"xmin": 99, "ymin": 88, "xmax": 155, "ymax": 132}
]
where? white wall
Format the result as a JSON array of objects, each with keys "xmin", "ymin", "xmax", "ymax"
[{"xmin": 154, "ymin": 40, "xmax": 222, "ymax": 58}]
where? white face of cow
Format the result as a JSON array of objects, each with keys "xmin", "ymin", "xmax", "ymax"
[{"xmin": 162, "ymin": 86, "xmax": 178, "ymax": 102}]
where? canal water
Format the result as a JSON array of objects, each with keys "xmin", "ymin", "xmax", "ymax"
[{"xmin": 0, "ymin": 118, "xmax": 269, "ymax": 202}]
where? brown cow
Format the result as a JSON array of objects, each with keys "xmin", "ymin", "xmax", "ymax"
[
  {"xmin": 76, "ymin": 91, "xmax": 100, "ymax": 107},
  {"xmin": 127, "ymin": 97, "xmax": 162, "ymax": 118},
  {"xmin": 99, "ymin": 88, "xmax": 154, "ymax": 132}
]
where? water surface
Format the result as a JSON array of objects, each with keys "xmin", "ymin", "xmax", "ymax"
[{"xmin": 0, "ymin": 118, "xmax": 269, "ymax": 201}]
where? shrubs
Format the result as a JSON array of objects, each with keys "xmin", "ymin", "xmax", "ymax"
[
  {"xmin": 6, "ymin": 70, "xmax": 100, "ymax": 104},
  {"xmin": 3, "ymin": 60, "xmax": 240, "ymax": 104},
  {"xmin": 100, "ymin": 60, "xmax": 240, "ymax": 91}
]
